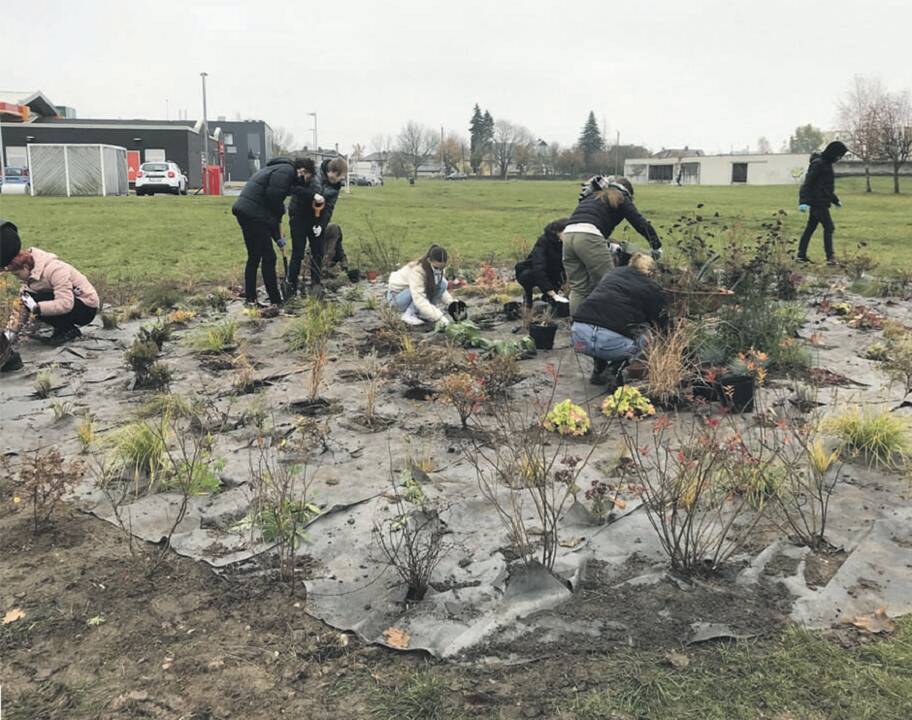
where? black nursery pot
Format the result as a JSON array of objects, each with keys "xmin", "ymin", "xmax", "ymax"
[
  {"xmin": 550, "ymin": 300, "xmax": 570, "ymax": 318},
  {"xmin": 716, "ymin": 374, "xmax": 755, "ymax": 413},
  {"xmin": 529, "ymin": 323, "xmax": 558, "ymax": 350},
  {"xmin": 347, "ymin": 269, "xmax": 362, "ymax": 282},
  {"xmin": 503, "ymin": 301, "xmax": 521, "ymax": 320},
  {"xmin": 691, "ymin": 379, "xmax": 720, "ymax": 402},
  {"xmin": 448, "ymin": 300, "xmax": 468, "ymax": 321}
]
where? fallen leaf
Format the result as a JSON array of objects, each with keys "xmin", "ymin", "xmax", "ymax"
[
  {"xmin": 383, "ymin": 627, "xmax": 410, "ymax": 649},
  {"xmin": 86, "ymin": 615, "xmax": 105, "ymax": 627},
  {"xmin": 3, "ymin": 607, "xmax": 25, "ymax": 625},
  {"xmin": 849, "ymin": 608, "xmax": 895, "ymax": 635},
  {"xmin": 613, "ymin": 497, "xmax": 627, "ymax": 510},
  {"xmin": 665, "ymin": 650, "xmax": 690, "ymax": 669}
]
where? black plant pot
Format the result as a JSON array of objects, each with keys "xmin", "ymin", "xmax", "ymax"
[
  {"xmin": 529, "ymin": 323, "xmax": 558, "ymax": 350},
  {"xmin": 448, "ymin": 300, "xmax": 468, "ymax": 321},
  {"xmin": 716, "ymin": 374, "xmax": 755, "ymax": 413},
  {"xmin": 347, "ymin": 268, "xmax": 362, "ymax": 282},
  {"xmin": 550, "ymin": 300, "xmax": 570, "ymax": 318},
  {"xmin": 691, "ymin": 380, "xmax": 720, "ymax": 402}
]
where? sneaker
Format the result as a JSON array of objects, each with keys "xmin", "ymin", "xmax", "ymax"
[
  {"xmin": 795, "ymin": 256, "xmax": 813, "ymax": 263},
  {"xmin": 400, "ymin": 307, "xmax": 425, "ymax": 326},
  {"xmin": 826, "ymin": 258, "xmax": 839, "ymax": 266},
  {"xmin": 589, "ymin": 358, "xmax": 609, "ymax": 386}
]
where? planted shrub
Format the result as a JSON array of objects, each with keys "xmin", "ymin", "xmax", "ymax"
[
  {"xmin": 188, "ymin": 319, "xmax": 238, "ymax": 353},
  {"xmin": 825, "ymin": 409, "xmax": 910, "ymax": 468},
  {"xmin": 602, "ymin": 386, "xmax": 655, "ymax": 420},
  {"xmin": 643, "ymin": 320, "xmax": 695, "ymax": 407},
  {"xmin": 543, "ymin": 399, "xmax": 591, "ymax": 436},
  {"xmin": 8, "ymin": 449, "xmax": 85, "ymax": 533},
  {"xmin": 437, "ymin": 372, "xmax": 487, "ymax": 428},
  {"xmin": 34, "ymin": 370, "xmax": 54, "ymax": 399}
]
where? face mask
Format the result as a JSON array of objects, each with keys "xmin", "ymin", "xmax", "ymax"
[{"xmin": 433, "ymin": 268, "xmax": 443, "ymax": 282}]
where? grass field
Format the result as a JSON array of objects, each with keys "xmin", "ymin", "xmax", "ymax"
[{"xmin": 0, "ymin": 176, "xmax": 910, "ymax": 292}]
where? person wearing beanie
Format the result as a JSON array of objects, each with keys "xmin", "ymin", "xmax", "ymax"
[
  {"xmin": 1, "ymin": 223, "xmax": 99, "ymax": 371},
  {"xmin": 796, "ymin": 141, "xmax": 849, "ymax": 264}
]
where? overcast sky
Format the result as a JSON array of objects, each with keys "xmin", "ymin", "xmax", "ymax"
[{"xmin": 7, "ymin": 0, "xmax": 910, "ymax": 155}]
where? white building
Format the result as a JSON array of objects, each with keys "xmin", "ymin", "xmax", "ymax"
[{"xmin": 625, "ymin": 152, "xmax": 810, "ymax": 186}]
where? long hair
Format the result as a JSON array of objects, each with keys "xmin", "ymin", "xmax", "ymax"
[
  {"xmin": 543, "ymin": 218, "xmax": 569, "ymax": 243},
  {"xmin": 597, "ymin": 176, "xmax": 634, "ymax": 208},
  {"xmin": 6, "ymin": 251, "xmax": 34, "ymax": 273},
  {"xmin": 417, "ymin": 245, "xmax": 448, "ymax": 300}
]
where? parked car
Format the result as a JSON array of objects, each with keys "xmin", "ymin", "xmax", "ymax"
[
  {"xmin": 1, "ymin": 166, "xmax": 31, "ymax": 194},
  {"xmin": 446, "ymin": 172, "xmax": 468, "ymax": 181},
  {"xmin": 349, "ymin": 174, "xmax": 379, "ymax": 187},
  {"xmin": 135, "ymin": 161, "xmax": 188, "ymax": 195}
]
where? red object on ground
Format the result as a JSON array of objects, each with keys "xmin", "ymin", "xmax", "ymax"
[
  {"xmin": 203, "ymin": 165, "xmax": 223, "ymax": 196},
  {"xmin": 127, "ymin": 151, "xmax": 141, "ymax": 185}
]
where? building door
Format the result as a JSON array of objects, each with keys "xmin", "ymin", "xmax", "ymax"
[{"xmin": 731, "ymin": 163, "xmax": 748, "ymax": 183}]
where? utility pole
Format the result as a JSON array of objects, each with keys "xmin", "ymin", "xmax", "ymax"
[
  {"xmin": 200, "ymin": 72, "xmax": 209, "ymax": 191},
  {"xmin": 615, "ymin": 130, "xmax": 620, "ymax": 176}
]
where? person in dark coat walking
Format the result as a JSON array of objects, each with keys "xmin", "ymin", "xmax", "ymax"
[
  {"xmin": 563, "ymin": 177, "xmax": 662, "ymax": 313},
  {"xmin": 514, "ymin": 218, "xmax": 570, "ymax": 307},
  {"xmin": 288, "ymin": 157, "xmax": 348, "ymax": 298},
  {"xmin": 570, "ymin": 252, "xmax": 668, "ymax": 385},
  {"xmin": 796, "ymin": 141, "xmax": 848, "ymax": 264},
  {"xmin": 232, "ymin": 157, "xmax": 315, "ymax": 306}
]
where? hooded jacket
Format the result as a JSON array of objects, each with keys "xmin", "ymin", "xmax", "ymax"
[
  {"xmin": 572, "ymin": 265, "xmax": 667, "ymax": 337},
  {"xmin": 566, "ymin": 187, "xmax": 661, "ymax": 249},
  {"xmin": 232, "ymin": 157, "xmax": 309, "ymax": 232},
  {"xmin": 22, "ymin": 247, "xmax": 99, "ymax": 316},
  {"xmin": 288, "ymin": 159, "xmax": 344, "ymax": 231},
  {"xmin": 799, "ymin": 141, "xmax": 847, "ymax": 208},
  {"xmin": 515, "ymin": 225, "xmax": 566, "ymax": 293}
]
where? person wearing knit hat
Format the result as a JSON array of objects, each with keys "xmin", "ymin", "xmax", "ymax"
[{"xmin": 0, "ymin": 218, "xmax": 22, "ymax": 269}]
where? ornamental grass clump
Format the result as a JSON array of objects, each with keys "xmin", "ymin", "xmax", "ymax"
[
  {"xmin": 602, "ymin": 386, "xmax": 655, "ymax": 420},
  {"xmin": 825, "ymin": 408, "xmax": 910, "ymax": 468},
  {"xmin": 543, "ymin": 399, "xmax": 590, "ymax": 436}
]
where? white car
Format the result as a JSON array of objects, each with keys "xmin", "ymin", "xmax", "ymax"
[{"xmin": 136, "ymin": 161, "xmax": 188, "ymax": 196}]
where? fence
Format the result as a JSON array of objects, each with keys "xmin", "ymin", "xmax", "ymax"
[{"xmin": 27, "ymin": 144, "xmax": 129, "ymax": 196}]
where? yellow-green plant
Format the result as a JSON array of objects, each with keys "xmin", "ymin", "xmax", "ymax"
[
  {"xmin": 543, "ymin": 399, "xmax": 591, "ymax": 436},
  {"xmin": 825, "ymin": 408, "xmax": 910, "ymax": 468},
  {"xmin": 77, "ymin": 415, "xmax": 96, "ymax": 450},
  {"xmin": 188, "ymin": 319, "xmax": 238, "ymax": 353},
  {"xmin": 601, "ymin": 386, "xmax": 656, "ymax": 420},
  {"xmin": 111, "ymin": 418, "xmax": 169, "ymax": 489},
  {"xmin": 34, "ymin": 370, "xmax": 54, "ymax": 399}
]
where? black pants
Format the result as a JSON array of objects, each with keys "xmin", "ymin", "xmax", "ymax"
[
  {"xmin": 237, "ymin": 216, "xmax": 282, "ymax": 305},
  {"xmin": 29, "ymin": 290, "xmax": 97, "ymax": 332},
  {"xmin": 797, "ymin": 206, "xmax": 835, "ymax": 260},
  {"xmin": 289, "ymin": 218, "xmax": 325, "ymax": 288},
  {"xmin": 515, "ymin": 265, "xmax": 546, "ymax": 307}
]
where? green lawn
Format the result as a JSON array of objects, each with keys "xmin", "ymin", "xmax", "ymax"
[{"xmin": 1, "ymin": 176, "xmax": 910, "ymax": 292}]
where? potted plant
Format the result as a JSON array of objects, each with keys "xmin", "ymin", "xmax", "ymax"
[
  {"xmin": 527, "ymin": 306, "xmax": 558, "ymax": 350},
  {"xmin": 365, "ymin": 270, "xmax": 379, "ymax": 283},
  {"xmin": 716, "ymin": 348, "xmax": 767, "ymax": 413}
]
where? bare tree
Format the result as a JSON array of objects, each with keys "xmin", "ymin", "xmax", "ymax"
[
  {"xmin": 512, "ymin": 129, "xmax": 537, "ymax": 176},
  {"xmin": 369, "ymin": 134, "xmax": 394, "ymax": 175},
  {"xmin": 270, "ymin": 126, "xmax": 295, "ymax": 156},
  {"xmin": 757, "ymin": 137, "xmax": 773, "ymax": 154},
  {"xmin": 351, "ymin": 143, "xmax": 365, "ymax": 161},
  {"xmin": 838, "ymin": 76, "xmax": 886, "ymax": 193},
  {"xmin": 395, "ymin": 121, "xmax": 439, "ymax": 181},
  {"xmin": 879, "ymin": 90, "xmax": 912, "ymax": 194},
  {"xmin": 438, "ymin": 131, "xmax": 467, "ymax": 175},
  {"xmin": 492, "ymin": 119, "xmax": 530, "ymax": 179}
]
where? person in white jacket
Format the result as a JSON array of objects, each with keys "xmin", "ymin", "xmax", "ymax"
[{"xmin": 387, "ymin": 245, "xmax": 456, "ymax": 326}]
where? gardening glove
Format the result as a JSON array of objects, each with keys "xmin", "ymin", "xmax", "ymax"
[
  {"xmin": 20, "ymin": 292, "xmax": 38, "ymax": 313},
  {"xmin": 651, "ymin": 247, "xmax": 663, "ymax": 261},
  {"xmin": 552, "ymin": 293, "xmax": 569, "ymax": 304},
  {"xmin": 312, "ymin": 225, "xmax": 322, "ymax": 238},
  {"xmin": 275, "ymin": 236, "xmax": 286, "ymax": 249},
  {"xmin": 314, "ymin": 193, "xmax": 325, "ymax": 205},
  {"xmin": 3, "ymin": 329, "xmax": 14, "ymax": 341},
  {"xmin": 834, "ymin": 200, "xmax": 843, "ymax": 208},
  {"xmin": 798, "ymin": 204, "xmax": 810, "ymax": 213},
  {"xmin": 434, "ymin": 316, "xmax": 451, "ymax": 332}
]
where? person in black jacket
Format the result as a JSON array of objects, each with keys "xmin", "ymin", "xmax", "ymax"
[
  {"xmin": 232, "ymin": 157, "xmax": 316, "ymax": 306},
  {"xmin": 563, "ymin": 177, "xmax": 661, "ymax": 314},
  {"xmin": 570, "ymin": 252, "xmax": 668, "ymax": 385},
  {"xmin": 514, "ymin": 218, "xmax": 569, "ymax": 307},
  {"xmin": 797, "ymin": 141, "xmax": 848, "ymax": 264},
  {"xmin": 287, "ymin": 157, "xmax": 348, "ymax": 298}
]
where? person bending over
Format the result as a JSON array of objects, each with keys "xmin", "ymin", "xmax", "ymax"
[
  {"xmin": 570, "ymin": 252, "xmax": 667, "ymax": 385},
  {"xmin": 387, "ymin": 245, "xmax": 456, "ymax": 326},
  {"xmin": 2, "ymin": 219, "xmax": 99, "ymax": 371},
  {"xmin": 232, "ymin": 156, "xmax": 316, "ymax": 307},
  {"xmin": 796, "ymin": 141, "xmax": 848, "ymax": 264},
  {"xmin": 288, "ymin": 157, "xmax": 348, "ymax": 298},
  {"xmin": 563, "ymin": 176, "xmax": 661, "ymax": 314},
  {"xmin": 514, "ymin": 218, "xmax": 570, "ymax": 308}
]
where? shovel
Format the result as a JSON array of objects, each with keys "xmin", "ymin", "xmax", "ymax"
[
  {"xmin": 279, "ymin": 243, "xmax": 294, "ymax": 300},
  {"xmin": 0, "ymin": 332, "xmax": 11, "ymax": 368}
]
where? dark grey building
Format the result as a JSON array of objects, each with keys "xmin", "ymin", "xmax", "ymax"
[
  {"xmin": 2, "ymin": 117, "xmax": 217, "ymax": 188},
  {"xmin": 211, "ymin": 119, "xmax": 273, "ymax": 182}
]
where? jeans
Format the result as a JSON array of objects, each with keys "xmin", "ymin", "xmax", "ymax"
[
  {"xmin": 387, "ymin": 277, "xmax": 448, "ymax": 318},
  {"xmin": 570, "ymin": 321, "xmax": 647, "ymax": 363},
  {"xmin": 562, "ymin": 231, "xmax": 614, "ymax": 314},
  {"xmin": 797, "ymin": 205, "xmax": 835, "ymax": 260},
  {"xmin": 28, "ymin": 290, "xmax": 97, "ymax": 332},
  {"xmin": 237, "ymin": 216, "xmax": 282, "ymax": 305},
  {"xmin": 289, "ymin": 217, "xmax": 325, "ymax": 288}
]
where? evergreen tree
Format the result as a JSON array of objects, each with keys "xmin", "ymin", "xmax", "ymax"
[
  {"xmin": 469, "ymin": 104, "xmax": 484, "ymax": 174},
  {"xmin": 578, "ymin": 110, "xmax": 604, "ymax": 170}
]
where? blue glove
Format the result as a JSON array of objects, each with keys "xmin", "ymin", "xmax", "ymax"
[
  {"xmin": 798, "ymin": 204, "xmax": 809, "ymax": 213},
  {"xmin": 275, "ymin": 236, "xmax": 286, "ymax": 249}
]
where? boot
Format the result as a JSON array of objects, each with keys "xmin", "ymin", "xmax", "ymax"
[
  {"xmin": 47, "ymin": 326, "xmax": 82, "ymax": 346},
  {"xmin": 589, "ymin": 357, "xmax": 609, "ymax": 385},
  {"xmin": 1, "ymin": 350, "xmax": 23, "ymax": 373}
]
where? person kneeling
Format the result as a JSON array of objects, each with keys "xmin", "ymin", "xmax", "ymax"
[
  {"xmin": 514, "ymin": 218, "xmax": 570, "ymax": 308},
  {"xmin": 570, "ymin": 252, "xmax": 667, "ymax": 385},
  {"xmin": 387, "ymin": 245, "xmax": 456, "ymax": 326},
  {"xmin": 2, "ymin": 220, "xmax": 99, "ymax": 371}
]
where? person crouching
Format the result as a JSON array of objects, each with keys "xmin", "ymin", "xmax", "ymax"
[
  {"xmin": 570, "ymin": 252, "xmax": 667, "ymax": 385},
  {"xmin": 387, "ymin": 245, "xmax": 456, "ymax": 327},
  {"xmin": 1, "ymin": 220, "xmax": 99, "ymax": 370},
  {"xmin": 514, "ymin": 218, "xmax": 570, "ymax": 308}
]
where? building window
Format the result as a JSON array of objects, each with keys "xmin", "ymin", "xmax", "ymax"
[
  {"xmin": 247, "ymin": 133, "xmax": 261, "ymax": 156},
  {"xmin": 6, "ymin": 146, "xmax": 27, "ymax": 167},
  {"xmin": 648, "ymin": 164, "xmax": 674, "ymax": 182},
  {"xmin": 227, "ymin": 146, "xmax": 237, "ymax": 154},
  {"xmin": 145, "ymin": 148, "xmax": 166, "ymax": 163},
  {"xmin": 731, "ymin": 163, "xmax": 748, "ymax": 183},
  {"xmin": 224, "ymin": 133, "xmax": 234, "ymax": 145}
]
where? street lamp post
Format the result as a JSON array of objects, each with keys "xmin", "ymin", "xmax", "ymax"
[{"xmin": 200, "ymin": 72, "xmax": 209, "ymax": 192}]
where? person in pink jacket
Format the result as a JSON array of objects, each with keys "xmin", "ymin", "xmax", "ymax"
[{"xmin": 1, "ymin": 220, "xmax": 99, "ymax": 369}]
